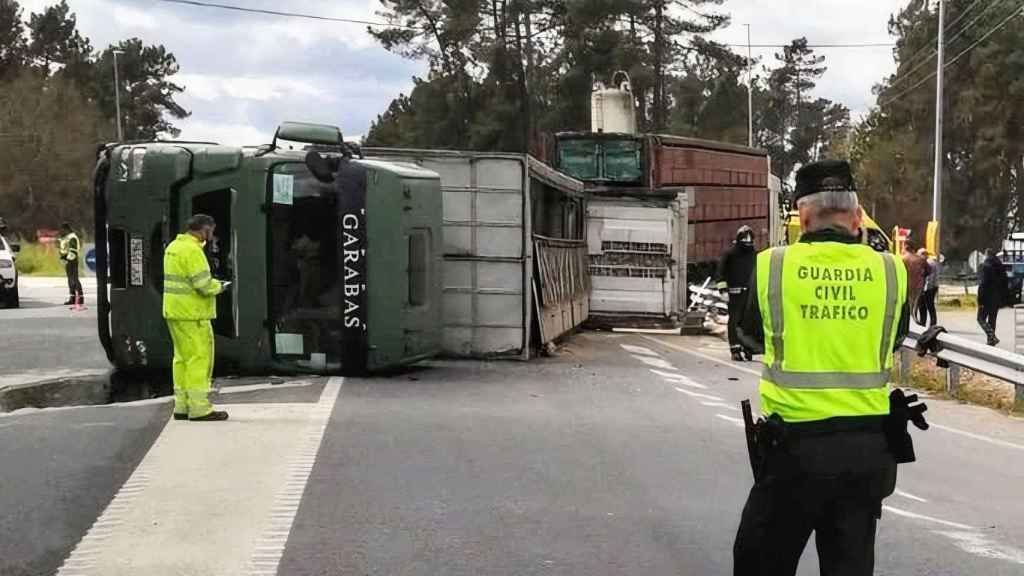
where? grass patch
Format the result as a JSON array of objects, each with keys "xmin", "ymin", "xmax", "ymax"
[
  {"xmin": 903, "ymin": 355, "xmax": 1021, "ymax": 414},
  {"xmin": 14, "ymin": 243, "xmax": 75, "ymax": 276},
  {"xmin": 937, "ymin": 292, "xmax": 977, "ymax": 310}
]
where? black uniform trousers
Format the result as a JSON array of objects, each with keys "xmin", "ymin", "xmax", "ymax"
[
  {"xmin": 727, "ymin": 288, "xmax": 748, "ymax": 352},
  {"xmin": 65, "ymin": 260, "xmax": 83, "ymax": 298},
  {"xmin": 917, "ymin": 287, "xmax": 938, "ymax": 327},
  {"xmin": 734, "ymin": 429, "xmax": 896, "ymax": 576},
  {"xmin": 977, "ymin": 304, "xmax": 999, "ymax": 339}
]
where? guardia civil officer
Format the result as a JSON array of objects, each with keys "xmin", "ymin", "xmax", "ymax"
[
  {"xmin": 716, "ymin": 225, "xmax": 757, "ymax": 361},
  {"xmin": 733, "ymin": 160, "xmax": 928, "ymax": 576}
]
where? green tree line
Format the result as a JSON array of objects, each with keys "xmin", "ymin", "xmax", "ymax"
[
  {"xmin": 0, "ymin": 0, "xmax": 187, "ymax": 239},
  {"xmin": 851, "ymin": 0, "xmax": 1024, "ymax": 260},
  {"xmin": 362, "ymin": 0, "xmax": 851, "ymax": 190}
]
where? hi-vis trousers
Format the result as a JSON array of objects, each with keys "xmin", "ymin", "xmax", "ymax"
[{"xmin": 166, "ymin": 320, "xmax": 215, "ymax": 419}]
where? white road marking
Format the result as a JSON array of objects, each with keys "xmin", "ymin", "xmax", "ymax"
[
  {"xmin": 642, "ymin": 335, "xmax": 1024, "ymax": 455},
  {"xmin": 613, "ymin": 327, "xmax": 680, "ymax": 334},
  {"xmin": 215, "ymin": 380, "xmax": 315, "ymax": 395},
  {"xmin": 893, "ymin": 488, "xmax": 928, "ymax": 503},
  {"xmin": 632, "ymin": 355, "xmax": 677, "ymax": 371},
  {"xmin": 243, "ymin": 377, "xmax": 342, "ymax": 576},
  {"xmin": 715, "ymin": 414, "xmax": 744, "ymax": 427},
  {"xmin": 931, "ymin": 423, "xmax": 1024, "ymax": 453},
  {"xmin": 674, "ymin": 387, "xmax": 724, "ymax": 402},
  {"xmin": 620, "ymin": 344, "xmax": 659, "ymax": 357},
  {"xmin": 882, "ymin": 505, "xmax": 976, "ymax": 531},
  {"xmin": 648, "ymin": 367, "xmax": 680, "ymax": 377},
  {"xmin": 650, "ymin": 369, "xmax": 708, "ymax": 389},
  {"xmin": 701, "ymin": 401, "xmax": 740, "ymax": 411},
  {"xmin": 934, "ymin": 531, "xmax": 1024, "ymax": 565},
  {"xmin": 640, "ymin": 335, "xmax": 762, "ymax": 377}
]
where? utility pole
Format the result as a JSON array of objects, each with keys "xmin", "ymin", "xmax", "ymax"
[
  {"xmin": 745, "ymin": 24, "xmax": 753, "ymax": 147},
  {"xmin": 113, "ymin": 49, "xmax": 124, "ymax": 142},
  {"xmin": 931, "ymin": 0, "xmax": 946, "ymax": 253}
]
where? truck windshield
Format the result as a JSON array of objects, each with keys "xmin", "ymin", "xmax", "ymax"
[
  {"xmin": 268, "ymin": 163, "xmax": 342, "ymax": 371},
  {"xmin": 558, "ymin": 139, "xmax": 599, "ymax": 180},
  {"xmin": 602, "ymin": 139, "xmax": 641, "ymax": 182}
]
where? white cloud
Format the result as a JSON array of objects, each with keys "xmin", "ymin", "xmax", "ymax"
[
  {"xmin": 46, "ymin": 0, "xmax": 910, "ymax": 142},
  {"xmin": 174, "ymin": 119, "xmax": 270, "ymax": 147},
  {"xmin": 710, "ymin": 0, "xmax": 907, "ymax": 117},
  {"xmin": 112, "ymin": 5, "xmax": 159, "ymax": 30}
]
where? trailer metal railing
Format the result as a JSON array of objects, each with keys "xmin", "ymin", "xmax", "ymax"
[{"xmin": 899, "ymin": 328, "xmax": 1024, "ymax": 407}]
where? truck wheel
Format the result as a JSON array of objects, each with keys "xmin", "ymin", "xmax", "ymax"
[{"xmin": 9, "ymin": 284, "xmax": 18, "ymax": 308}]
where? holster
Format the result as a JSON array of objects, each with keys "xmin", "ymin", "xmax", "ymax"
[{"xmin": 741, "ymin": 400, "xmax": 787, "ymax": 482}]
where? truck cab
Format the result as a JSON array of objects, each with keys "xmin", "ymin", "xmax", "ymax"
[{"xmin": 94, "ymin": 121, "xmax": 443, "ymax": 377}]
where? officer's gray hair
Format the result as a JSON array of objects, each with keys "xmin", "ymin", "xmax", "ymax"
[
  {"xmin": 796, "ymin": 191, "xmax": 860, "ymax": 232},
  {"xmin": 187, "ymin": 213, "xmax": 216, "ymax": 231}
]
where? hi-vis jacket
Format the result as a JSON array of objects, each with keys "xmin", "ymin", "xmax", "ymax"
[
  {"xmin": 737, "ymin": 228, "xmax": 909, "ymax": 423},
  {"xmin": 163, "ymin": 233, "xmax": 222, "ymax": 320}
]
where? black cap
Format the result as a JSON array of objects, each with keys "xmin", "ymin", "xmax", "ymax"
[{"xmin": 793, "ymin": 160, "xmax": 856, "ymax": 203}]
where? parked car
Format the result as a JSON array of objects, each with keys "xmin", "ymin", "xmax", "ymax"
[{"xmin": 0, "ymin": 232, "xmax": 19, "ymax": 308}]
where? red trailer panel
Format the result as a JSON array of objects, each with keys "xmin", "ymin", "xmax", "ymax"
[
  {"xmin": 688, "ymin": 218, "xmax": 771, "ymax": 264},
  {"xmin": 687, "ymin": 187, "xmax": 770, "ymax": 222},
  {"xmin": 653, "ymin": 146, "xmax": 767, "ymax": 188}
]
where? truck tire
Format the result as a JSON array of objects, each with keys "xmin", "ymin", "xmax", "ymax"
[{"xmin": 9, "ymin": 284, "xmax": 18, "ymax": 308}]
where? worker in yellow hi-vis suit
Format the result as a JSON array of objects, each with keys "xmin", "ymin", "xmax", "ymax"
[{"xmin": 163, "ymin": 214, "xmax": 230, "ymax": 421}]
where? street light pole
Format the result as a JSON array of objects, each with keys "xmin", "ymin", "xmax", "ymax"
[
  {"xmin": 932, "ymin": 0, "xmax": 945, "ymax": 250},
  {"xmin": 112, "ymin": 50, "xmax": 124, "ymax": 142},
  {"xmin": 745, "ymin": 24, "xmax": 753, "ymax": 148}
]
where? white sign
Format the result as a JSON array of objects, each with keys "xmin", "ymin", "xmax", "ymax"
[
  {"xmin": 275, "ymin": 333, "xmax": 304, "ymax": 355},
  {"xmin": 129, "ymin": 237, "xmax": 144, "ymax": 286},
  {"xmin": 273, "ymin": 174, "xmax": 294, "ymax": 205}
]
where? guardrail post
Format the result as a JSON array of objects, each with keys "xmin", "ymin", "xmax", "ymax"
[
  {"xmin": 946, "ymin": 364, "xmax": 961, "ymax": 397},
  {"xmin": 1015, "ymin": 305, "xmax": 1024, "ymax": 356},
  {"xmin": 898, "ymin": 349, "xmax": 912, "ymax": 384}
]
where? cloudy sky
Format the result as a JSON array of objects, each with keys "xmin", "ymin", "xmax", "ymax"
[{"xmin": 19, "ymin": 0, "xmax": 911, "ymax": 145}]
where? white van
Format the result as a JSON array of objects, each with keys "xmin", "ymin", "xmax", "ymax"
[{"xmin": 0, "ymin": 233, "xmax": 19, "ymax": 308}]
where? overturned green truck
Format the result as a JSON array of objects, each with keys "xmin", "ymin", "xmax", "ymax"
[{"xmin": 93, "ymin": 122, "xmax": 443, "ymax": 377}]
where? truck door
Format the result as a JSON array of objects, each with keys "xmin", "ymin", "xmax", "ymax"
[{"xmin": 191, "ymin": 188, "xmax": 237, "ymax": 337}]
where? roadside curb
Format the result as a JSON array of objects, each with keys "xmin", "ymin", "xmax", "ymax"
[{"xmin": 0, "ymin": 371, "xmax": 113, "ymax": 412}]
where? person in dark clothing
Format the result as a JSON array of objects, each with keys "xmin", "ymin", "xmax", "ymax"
[
  {"xmin": 917, "ymin": 249, "xmax": 939, "ymax": 327},
  {"xmin": 732, "ymin": 160, "xmax": 919, "ymax": 576},
  {"xmin": 716, "ymin": 225, "xmax": 757, "ymax": 361},
  {"xmin": 976, "ymin": 248, "xmax": 1008, "ymax": 346}
]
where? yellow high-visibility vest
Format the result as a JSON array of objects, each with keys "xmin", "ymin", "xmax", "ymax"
[
  {"xmin": 756, "ymin": 241, "xmax": 907, "ymax": 422},
  {"xmin": 163, "ymin": 233, "xmax": 222, "ymax": 320}
]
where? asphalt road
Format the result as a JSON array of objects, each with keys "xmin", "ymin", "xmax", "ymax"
[
  {"xmin": 917, "ymin": 307, "xmax": 1017, "ymax": 352},
  {"xmin": 0, "ymin": 277, "xmax": 109, "ymax": 387},
  {"xmin": 2, "ymin": 331, "xmax": 1023, "ymax": 575}
]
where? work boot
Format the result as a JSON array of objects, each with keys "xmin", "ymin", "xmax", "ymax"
[
  {"xmin": 743, "ymin": 348, "xmax": 753, "ymax": 361},
  {"xmin": 190, "ymin": 410, "xmax": 229, "ymax": 422},
  {"xmin": 988, "ymin": 336, "xmax": 1000, "ymax": 347},
  {"xmin": 731, "ymin": 350, "xmax": 745, "ymax": 362},
  {"xmin": 63, "ymin": 297, "xmax": 75, "ymax": 305},
  {"xmin": 172, "ymin": 413, "xmax": 188, "ymax": 421}
]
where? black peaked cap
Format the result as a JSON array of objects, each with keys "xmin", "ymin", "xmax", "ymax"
[{"xmin": 793, "ymin": 159, "xmax": 857, "ymax": 203}]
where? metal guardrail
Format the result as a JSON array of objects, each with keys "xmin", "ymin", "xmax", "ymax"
[{"xmin": 900, "ymin": 329, "xmax": 1024, "ymax": 406}]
